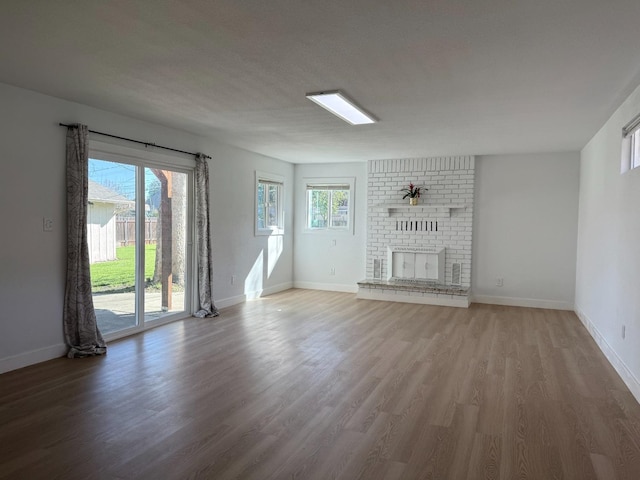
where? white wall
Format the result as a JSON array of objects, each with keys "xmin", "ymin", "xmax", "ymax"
[
  {"xmin": 209, "ymin": 142, "xmax": 294, "ymax": 306},
  {"xmin": 472, "ymin": 153, "xmax": 580, "ymax": 310},
  {"xmin": 576, "ymin": 83, "xmax": 640, "ymax": 401},
  {"xmin": 0, "ymin": 82, "xmax": 293, "ymax": 373},
  {"xmin": 293, "ymin": 163, "xmax": 367, "ymax": 292}
]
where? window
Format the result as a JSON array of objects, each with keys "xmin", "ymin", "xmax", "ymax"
[
  {"xmin": 621, "ymin": 113, "xmax": 640, "ymax": 173},
  {"xmin": 304, "ymin": 177, "xmax": 355, "ymax": 233},
  {"xmin": 256, "ymin": 171, "xmax": 284, "ymax": 235}
]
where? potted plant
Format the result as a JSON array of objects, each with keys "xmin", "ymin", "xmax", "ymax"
[{"xmin": 400, "ymin": 183, "xmax": 426, "ymax": 205}]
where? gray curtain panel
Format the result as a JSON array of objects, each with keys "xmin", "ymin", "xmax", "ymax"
[
  {"xmin": 63, "ymin": 124, "xmax": 107, "ymax": 357},
  {"xmin": 194, "ymin": 154, "xmax": 219, "ymax": 318}
]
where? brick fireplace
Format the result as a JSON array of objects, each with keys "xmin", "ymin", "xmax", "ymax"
[{"xmin": 357, "ymin": 156, "xmax": 475, "ymax": 307}]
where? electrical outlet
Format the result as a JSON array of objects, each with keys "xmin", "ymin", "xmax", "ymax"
[
  {"xmin": 43, "ymin": 217, "xmax": 53, "ymax": 232},
  {"xmin": 330, "ymin": 267, "xmax": 336, "ymax": 275},
  {"xmin": 622, "ymin": 325, "xmax": 626, "ymax": 339},
  {"xmin": 231, "ymin": 275, "xmax": 236, "ymax": 285},
  {"xmin": 496, "ymin": 277, "xmax": 504, "ymax": 287}
]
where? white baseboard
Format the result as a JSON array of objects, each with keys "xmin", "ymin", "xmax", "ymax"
[
  {"xmin": 575, "ymin": 305, "xmax": 640, "ymax": 404},
  {"xmin": 215, "ymin": 294, "xmax": 247, "ymax": 309},
  {"xmin": 261, "ymin": 282, "xmax": 293, "ymax": 296},
  {"xmin": 293, "ymin": 281, "xmax": 358, "ymax": 293},
  {"xmin": 471, "ymin": 294, "xmax": 574, "ymax": 311},
  {"xmin": 217, "ymin": 282, "xmax": 294, "ymax": 309},
  {"xmin": 0, "ymin": 343, "xmax": 67, "ymax": 374},
  {"xmin": 357, "ymin": 290, "xmax": 470, "ymax": 308}
]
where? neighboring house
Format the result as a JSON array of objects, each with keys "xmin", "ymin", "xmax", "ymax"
[{"xmin": 87, "ymin": 180, "xmax": 134, "ymax": 264}]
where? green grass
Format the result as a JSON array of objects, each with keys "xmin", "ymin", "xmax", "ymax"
[{"xmin": 91, "ymin": 245, "xmax": 156, "ymax": 292}]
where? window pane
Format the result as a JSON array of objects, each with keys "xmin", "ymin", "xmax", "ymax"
[
  {"xmin": 330, "ymin": 190, "xmax": 350, "ymax": 228},
  {"xmin": 257, "ymin": 183, "xmax": 266, "ymax": 228},
  {"xmin": 144, "ymin": 168, "xmax": 188, "ymax": 323},
  {"xmin": 309, "ymin": 189, "xmax": 328, "ymax": 228},
  {"xmin": 267, "ymin": 185, "xmax": 279, "ymax": 226},
  {"xmin": 257, "ymin": 204, "xmax": 265, "ymax": 229},
  {"xmin": 257, "ymin": 183, "xmax": 265, "ymax": 204},
  {"xmin": 268, "ymin": 185, "xmax": 278, "ymax": 204},
  {"xmin": 631, "ymin": 130, "xmax": 640, "ymax": 168},
  {"xmin": 88, "ymin": 158, "xmax": 137, "ymax": 335}
]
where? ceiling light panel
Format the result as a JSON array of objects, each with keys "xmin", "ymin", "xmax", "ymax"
[{"xmin": 306, "ymin": 91, "xmax": 376, "ymax": 125}]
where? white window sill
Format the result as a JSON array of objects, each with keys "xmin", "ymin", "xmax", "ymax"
[{"xmin": 302, "ymin": 228, "xmax": 352, "ymax": 235}]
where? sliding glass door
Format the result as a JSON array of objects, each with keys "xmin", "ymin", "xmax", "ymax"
[
  {"xmin": 88, "ymin": 157, "xmax": 191, "ymax": 336},
  {"xmin": 143, "ymin": 167, "xmax": 188, "ymax": 324}
]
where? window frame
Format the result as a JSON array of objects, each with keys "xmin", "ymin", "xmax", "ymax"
[
  {"xmin": 621, "ymin": 113, "xmax": 640, "ymax": 173},
  {"xmin": 303, "ymin": 177, "xmax": 356, "ymax": 235},
  {"xmin": 255, "ymin": 171, "xmax": 285, "ymax": 236}
]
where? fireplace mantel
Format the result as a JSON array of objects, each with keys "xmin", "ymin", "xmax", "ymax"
[{"xmin": 372, "ymin": 203, "xmax": 468, "ymax": 218}]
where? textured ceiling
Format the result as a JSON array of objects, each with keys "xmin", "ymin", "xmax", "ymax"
[{"xmin": 2, "ymin": 0, "xmax": 640, "ymax": 163}]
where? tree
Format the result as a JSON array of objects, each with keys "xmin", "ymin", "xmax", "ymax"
[
  {"xmin": 309, "ymin": 189, "xmax": 329, "ymax": 228},
  {"xmin": 171, "ymin": 173, "xmax": 186, "ymax": 285},
  {"xmin": 149, "ymin": 169, "xmax": 187, "ymax": 311}
]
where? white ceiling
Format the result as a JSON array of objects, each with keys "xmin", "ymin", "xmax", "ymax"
[{"xmin": 2, "ymin": 0, "xmax": 640, "ymax": 163}]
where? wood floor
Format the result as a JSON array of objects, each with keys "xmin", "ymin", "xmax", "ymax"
[{"xmin": 2, "ymin": 289, "xmax": 640, "ymax": 479}]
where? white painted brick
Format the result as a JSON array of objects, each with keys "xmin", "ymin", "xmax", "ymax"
[{"xmin": 365, "ymin": 156, "xmax": 474, "ymax": 287}]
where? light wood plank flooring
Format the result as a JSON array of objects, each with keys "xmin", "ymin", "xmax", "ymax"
[{"xmin": 2, "ymin": 289, "xmax": 640, "ymax": 479}]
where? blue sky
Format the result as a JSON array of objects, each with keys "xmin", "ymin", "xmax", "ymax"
[{"xmin": 89, "ymin": 158, "xmax": 158, "ymax": 201}]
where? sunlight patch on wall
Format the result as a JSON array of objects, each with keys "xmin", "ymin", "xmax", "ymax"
[
  {"xmin": 267, "ymin": 234, "xmax": 283, "ymax": 278},
  {"xmin": 244, "ymin": 250, "xmax": 264, "ymax": 299}
]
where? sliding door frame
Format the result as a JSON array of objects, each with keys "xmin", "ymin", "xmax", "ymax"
[{"xmin": 89, "ymin": 140, "xmax": 196, "ymax": 341}]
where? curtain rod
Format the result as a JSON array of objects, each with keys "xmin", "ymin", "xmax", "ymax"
[{"xmin": 59, "ymin": 123, "xmax": 211, "ymax": 159}]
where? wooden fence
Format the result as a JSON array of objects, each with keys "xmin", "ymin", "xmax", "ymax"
[{"xmin": 116, "ymin": 216, "xmax": 158, "ymax": 246}]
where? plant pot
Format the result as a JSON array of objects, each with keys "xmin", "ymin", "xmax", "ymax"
[{"xmin": 409, "ymin": 197, "xmax": 418, "ymax": 206}]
